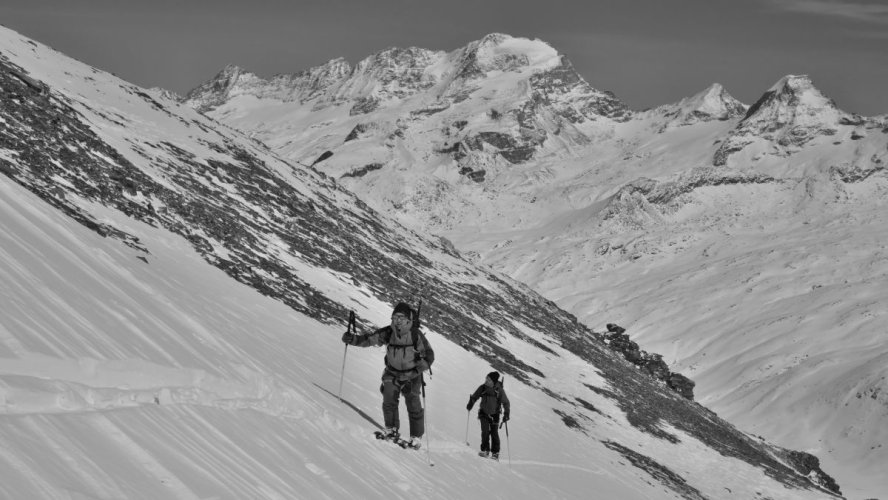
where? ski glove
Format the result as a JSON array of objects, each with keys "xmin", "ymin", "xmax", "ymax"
[
  {"xmin": 341, "ymin": 331, "xmax": 354, "ymax": 344},
  {"xmin": 466, "ymin": 399, "xmax": 473, "ymax": 411},
  {"xmin": 503, "ymin": 413, "xmax": 510, "ymax": 422}
]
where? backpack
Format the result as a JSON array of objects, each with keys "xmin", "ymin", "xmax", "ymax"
[
  {"xmin": 479, "ymin": 380, "xmax": 503, "ymax": 416},
  {"xmin": 387, "ymin": 299, "xmax": 433, "ymax": 376},
  {"xmin": 383, "ymin": 325, "xmax": 432, "ymax": 375}
]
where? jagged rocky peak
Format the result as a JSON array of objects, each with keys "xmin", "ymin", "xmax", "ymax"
[
  {"xmin": 527, "ymin": 54, "xmax": 631, "ymax": 122},
  {"xmin": 184, "ymin": 64, "xmax": 263, "ymax": 111},
  {"xmin": 197, "ymin": 64, "xmax": 255, "ymax": 94},
  {"xmin": 287, "ymin": 57, "xmax": 352, "ymax": 87},
  {"xmin": 352, "ymin": 46, "xmax": 441, "ymax": 84},
  {"xmin": 333, "ymin": 46, "xmax": 444, "ymax": 103},
  {"xmin": 185, "ymin": 58, "xmax": 356, "ymax": 110},
  {"xmin": 357, "ymin": 46, "xmax": 440, "ymax": 73},
  {"xmin": 267, "ymin": 57, "xmax": 352, "ymax": 101},
  {"xmin": 148, "ymin": 87, "xmax": 184, "ymax": 102}
]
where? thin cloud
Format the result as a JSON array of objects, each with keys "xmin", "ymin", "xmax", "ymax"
[{"xmin": 768, "ymin": 0, "xmax": 888, "ymax": 24}]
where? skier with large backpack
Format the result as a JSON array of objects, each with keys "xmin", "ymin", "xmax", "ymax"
[
  {"xmin": 466, "ymin": 371, "xmax": 510, "ymax": 460},
  {"xmin": 342, "ymin": 302, "xmax": 434, "ymax": 450}
]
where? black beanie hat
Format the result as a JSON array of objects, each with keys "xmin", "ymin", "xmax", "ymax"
[
  {"xmin": 392, "ymin": 302, "xmax": 414, "ymax": 318},
  {"xmin": 487, "ymin": 371, "xmax": 500, "ymax": 384}
]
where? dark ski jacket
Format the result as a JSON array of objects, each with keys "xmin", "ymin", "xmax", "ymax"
[
  {"xmin": 468, "ymin": 381, "xmax": 509, "ymax": 420},
  {"xmin": 345, "ymin": 325, "xmax": 434, "ymax": 382}
]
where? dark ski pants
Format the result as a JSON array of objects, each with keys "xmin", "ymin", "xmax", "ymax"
[
  {"xmin": 381, "ymin": 375, "xmax": 424, "ymax": 438},
  {"xmin": 479, "ymin": 413, "xmax": 501, "ymax": 454}
]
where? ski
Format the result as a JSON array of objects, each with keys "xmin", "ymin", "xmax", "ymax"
[
  {"xmin": 373, "ymin": 430, "xmax": 406, "ymax": 447},
  {"xmin": 373, "ymin": 431, "xmax": 421, "ymax": 450}
]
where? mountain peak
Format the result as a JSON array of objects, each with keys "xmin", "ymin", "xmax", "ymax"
[
  {"xmin": 713, "ymin": 74, "xmax": 857, "ymax": 166},
  {"xmin": 646, "ymin": 82, "xmax": 746, "ymax": 129},
  {"xmin": 184, "ymin": 64, "xmax": 261, "ymax": 111},
  {"xmin": 351, "ymin": 45, "xmax": 441, "ymax": 81},
  {"xmin": 767, "ymin": 74, "xmax": 815, "ymax": 93},
  {"xmin": 742, "ymin": 74, "xmax": 840, "ymax": 124},
  {"xmin": 455, "ymin": 33, "xmax": 561, "ymax": 80},
  {"xmin": 478, "ymin": 32, "xmax": 512, "ymax": 45},
  {"xmin": 691, "ymin": 83, "xmax": 747, "ymax": 117}
]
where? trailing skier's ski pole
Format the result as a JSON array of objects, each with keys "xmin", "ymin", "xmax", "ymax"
[
  {"xmin": 464, "ymin": 409, "xmax": 470, "ymax": 446},
  {"xmin": 338, "ymin": 310, "xmax": 355, "ymax": 402},
  {"xmin": 501, "ymin": 419, "xmax": 511, "ymax": 468}
]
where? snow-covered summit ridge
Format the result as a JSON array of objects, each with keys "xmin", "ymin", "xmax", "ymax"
[
  {"xmin": 185, "ymin": 59, "xmax": 353, "ymax": 111},
  {"xmin": 185, "ymin": 33, "xmax": 627, "ymax": 119},
  {"xmin": 453, "ymin": 33, "xmax": 561, "ymax": 78}
]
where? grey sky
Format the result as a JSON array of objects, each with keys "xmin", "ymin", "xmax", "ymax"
[{"xmin": 1, "ymin": 0, "xmax": 886, "ymax": 114}]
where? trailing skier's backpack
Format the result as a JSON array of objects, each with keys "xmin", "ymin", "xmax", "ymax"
[{"xmin": 478, "ymin": 381, "xmax": 504, "ymax": 416}]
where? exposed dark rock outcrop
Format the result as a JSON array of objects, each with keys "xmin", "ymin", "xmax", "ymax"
[
  {"xmin": 600, "ymin": 323, "xmax": 695, "ymax": 400},
  {"xmin": 342, "ymin": 163, "xmax": 384, "ymax": 178},
  {"xmin": 349, "ymin": 96, "xmax": 380, "ymax": 115},
  {"xmin": 783, "ymin": 450, "xmax": 842, "ymax": 495}
]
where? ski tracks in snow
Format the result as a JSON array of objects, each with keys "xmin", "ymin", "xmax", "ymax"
[{"xmin": 0, "ymin": 355, "xmax": 314, "ymax": 420}]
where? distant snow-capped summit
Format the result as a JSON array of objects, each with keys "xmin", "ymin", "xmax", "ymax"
[
  {"xmin": 184, "ymin": 64, "xmax": 257, "ymax": 112},
  {"xmin": 450, "ymin": 33, "xmax": 561, "ymax": 80},
  {"xmin": 741, "ymin": 74, "xmax": 846, "ymax": 130},
  {"xmin": 714, "ymin": 74, "xmax": 869, "ymax": 167},
  {"xmin": 277, "ymin": 57, "xmax": 353, "ymax": 101},
  {"xmin": 646, "ymin": 83, "xmax": 747, "ymax": 130},
  {"xmin": 184, "ymin": 59, "xmax": 355, "ymax": 112},
  {"xmin": 182, "ymin": 32, "xmax": 633, "ymax": 180},
  {"xmin": 184, "ymin": 33, "xmax": 631, "ymax": 121},
  {"xmin": 147, "ymin": 86, "xmax": 184, "ymax": 102}
]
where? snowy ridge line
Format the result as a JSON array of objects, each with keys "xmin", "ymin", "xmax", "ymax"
[{"xmin": 0, "ymin": 355, "xmax": 312, "ymax": 418}]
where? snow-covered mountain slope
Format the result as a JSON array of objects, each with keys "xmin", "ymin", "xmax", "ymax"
[
  {"xmin": 0, "ymin": 162, "xmax": 833, "ymax": 500},
  {"xmin": 186, "ymin": 32, "xmax": 888, "ymax": 498},
  {"xmin": 0, "ymin": 25, "xmax": 846, "ymax": 499}
]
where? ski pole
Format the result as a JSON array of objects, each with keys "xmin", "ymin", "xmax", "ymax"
[
  {"xmin": 337, "ymin": 344, "xmax": 348, "ymax": 402},
  {"xmin": 422, "ymin": 375, "xmax": 434, "ymax": 466},
  {"xmin": 464, "ymin": 409, "xmax": 471, "ymax": 446},
  {"xmin": 337, "ymin": 310, "xmax": 355, "ymax": 402},
  {"xmin": 501, "ymin": 420, "xmax": 511, "ymax": 468}
]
